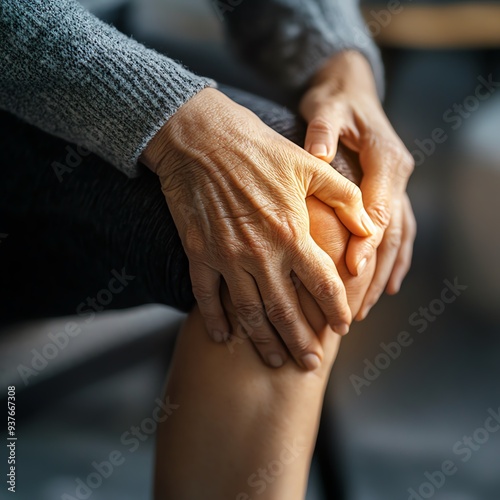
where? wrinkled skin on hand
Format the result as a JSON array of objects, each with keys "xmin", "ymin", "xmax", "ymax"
[
  {"xmin": 300, "ymin": 50, "xmax": 417, "ymax": 320},
  {"xmin": 220, "ymin": 144, "xmax": 377, "ymax": 367},
  {"xmin": 142, "ymin": 88, "xmax": 376, "ymax": 370}
]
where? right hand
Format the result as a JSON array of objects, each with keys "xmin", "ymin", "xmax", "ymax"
[{"xmin": 141, "ymin": 88, "xmax": 375, "ymax": 370}]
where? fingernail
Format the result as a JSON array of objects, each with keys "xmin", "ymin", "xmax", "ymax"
[
  {"xmin": 361, "ymin": 211, "xmax": 377, "ymax": 235},
  {"xmin": 310, "ymin": 143, "xmax": 328, "ymax": 158},
  {"xmin": 212, "ymin": 330, "xmax": 223, "ymax": 342},
  {"xmin": 357, "ymin": 257, "xmax": 367, "ymax": 275},
  {"xmin": 268, "ymin": 353, "xmax": 284, "ymax": 368},
  {"xmin": 302, "ymin": 353, "xmax": 321, "ymax": 371},
  {"xmin": 334, "ymin": 323, "xmax": 350, "ymax": 335}
]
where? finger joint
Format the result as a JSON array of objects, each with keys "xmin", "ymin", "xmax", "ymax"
[{"xmin": 266, "ymin": 302, "xmax": 299, "ymax": 328}]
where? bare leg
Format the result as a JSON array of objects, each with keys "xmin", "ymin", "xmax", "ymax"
[
  {"xmin": 155, "ymin": 197, "xmax": 376, "ymax": 500},
  {"xmin": 155, "ymin": 305, "xmax": 340, "ymax": 500}
]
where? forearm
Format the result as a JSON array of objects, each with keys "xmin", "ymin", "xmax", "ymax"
[{"xmin": 0, "ymin": 0, "xmax": 213, "ymax": 176}]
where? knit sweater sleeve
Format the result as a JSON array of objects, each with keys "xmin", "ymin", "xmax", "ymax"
[
  {"xmin": 220, "ymin": 0, "xmax": 384, "ymax": 98},
  {"xmin": 0, "ymin": 0, "xmax": 214, "ymax": 177}
]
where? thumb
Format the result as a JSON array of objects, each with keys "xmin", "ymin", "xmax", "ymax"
[
  {"xmin": 304, "ymin": 116, "xmax": 341, "ymax": 163},
  {"xmin": 307, "ymin": 159, "xmax": 376, "ymax": 238}
]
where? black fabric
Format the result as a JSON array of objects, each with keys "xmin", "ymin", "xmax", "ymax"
[
  {"xmin": 0, "ymin": 86, "xmax": 305, "ymax": 322},
  {"xmin": 0, "ymin": 85, "xmax": 360, "ymax": 324}
]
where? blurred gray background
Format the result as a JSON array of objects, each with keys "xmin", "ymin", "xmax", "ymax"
[{"xmin": 1, "ymin": 1, "xmax": 499, "ymax": 499}]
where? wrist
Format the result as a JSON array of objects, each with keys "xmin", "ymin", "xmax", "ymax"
[
  {"xmin": 307, "ymin": 50, "xmax": 378, "ymax": 96},
  {"xmin": 140, "ymin": 87, "xmax": 221, "ymax": 175}
]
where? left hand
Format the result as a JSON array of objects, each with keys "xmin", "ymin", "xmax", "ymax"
[{"xmin": 299, "ymin": 50, "xmax": 416, "ymax": 319}]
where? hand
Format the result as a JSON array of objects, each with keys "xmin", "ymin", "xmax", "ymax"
[
  {"xmin": 355, "ymin": 192, "xmax": 416, "ymax": 319},
  {"xmin": 301, "ymin": 195, "xmax": 377, "ymax": 327},
  {"xmin": 299, "ymin": 51, "xmax": 416, "ymax": 309},
  {"xmin": 220, "ymin": 182, "xmax": 379, "ymax": 370},
  {"xmin": 141, "ymin": 88, "xmax": 375, "ymax": 370}
]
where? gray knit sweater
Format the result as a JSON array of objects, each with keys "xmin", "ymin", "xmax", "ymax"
[{"xmin": 0, "ymin": 0, "xmax": 382, "ymax": 177}]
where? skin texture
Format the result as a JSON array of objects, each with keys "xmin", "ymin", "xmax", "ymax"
[
  {"xmin": 141, "ymin": 87, "xmax": 378, "ymax": 371},
  {"xmin": 154, "ymin": 191, "xmax": 376, "ymax": 500},
  {"xmin": 300, "ymin": 50, "xmax": 416, "ymax": 320},
  {"xmin": 151, "ymin": 49, "xmax": 416, "ymax": 500}
]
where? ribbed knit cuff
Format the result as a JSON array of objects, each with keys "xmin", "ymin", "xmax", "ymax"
[{"xmin": 0, "ymin": 0, "xmax": 215, "ymax": 177}]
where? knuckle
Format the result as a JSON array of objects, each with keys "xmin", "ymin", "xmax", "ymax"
[
  {"xmin": 266, "ymin": 303, "xmax": 299, "ymax": 328},
  {"xmin": 245, "ymin": 238, "xmax": 268, "ymax": 259},
  {"xmin": 377, "ymin": 137, "xmax": 415, "ymax": 178},
  {"xmin": 218, "ymin": 243, "xmax": 241, "ymax": 261},
  {"xmin": 235, "ymin": 303, "xmax": 265, "ymax": 328},
  {"xmin": 285, "ymin": 334, "xmax": 311, "ymax": 355},
  {"xmin": 290, "ymin": 237, "xmax": 308, "ymax": 258},
  {"xmin": 269, "ymin": 221, "xmax": 296, "ymax": 249},
  {"xmin": 311, "ymin": 277, "xmax": 342, "ymax": 302},
  {"xmin": 387, "ymin": 141, "xmax": 415, "ymax": 179},
  {"xmin": 270, "ymin": 213, "xmax": 305, "ymax": 245},
  {"xmin": 399, "ymin": 149, "xmax": 415, "ymax": 178},
  {"xmin": 384, "ymin": 227, "xmax": 403, "ymax": 250},
  {"xmin": 307, "ymin": 116, "xmax": 333, "ymax": 135},
  {"xmin": 369, "ymin": 202, "xmax": 391, "ymax": 229},
  {"xmin": 363, "ymin": 239, "xmax": 378, "ymax": 255},
  {"xmin": 343, "ymin": 182, "xmax": 362, "ymax": 205},
  {"xmin": 249, "ymin": 331, "xmax": 274, "ymax": 345}
]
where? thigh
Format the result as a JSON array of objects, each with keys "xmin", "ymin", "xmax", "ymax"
[{"xmin": 0, "ymin": 108, "xmax": 191, "ymax": 321}]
